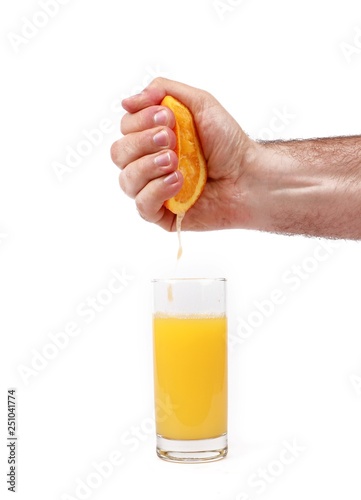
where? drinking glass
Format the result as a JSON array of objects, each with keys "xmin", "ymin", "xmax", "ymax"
[{"xmin": 152, "ymin": 278, "xmax": 227, "ymax": 463}]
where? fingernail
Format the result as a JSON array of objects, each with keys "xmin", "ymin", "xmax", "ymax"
[
  {"xmin": 153, "ymin": 129, "xmax": 169, "ymax": 147},
  {"xmin": 154, "ymin": 109, "xmax": 169, "ymax": 126},
  {"xmin": 154, "ymin": 152, "xmax": 171, "ymax": 167},
  {"xmin": 163, "ymin": 171, "xmax": 179, "ymax": 185}
]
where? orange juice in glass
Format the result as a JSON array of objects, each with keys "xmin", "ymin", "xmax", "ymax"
[{"xmin": 152, "ymin": 278, "xmax": 227, "ymax": 463}]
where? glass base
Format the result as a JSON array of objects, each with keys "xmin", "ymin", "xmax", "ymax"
[{"xmin": 156, "ymin": 434, "xmax": 227, "ymax": 463}]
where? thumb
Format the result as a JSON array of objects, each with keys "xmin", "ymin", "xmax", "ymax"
[{"xmin": 122, "ymin": 77, "xmax": 213, "ymax": 116}]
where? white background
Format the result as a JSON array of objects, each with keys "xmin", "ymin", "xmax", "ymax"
[{"xmin": 1, "ymin": 0, "xmax": 361, "ymax": 499}]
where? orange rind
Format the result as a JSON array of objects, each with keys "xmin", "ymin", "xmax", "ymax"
[{"xmin": 161, "ymin": 96, "xmax": 207, "ymax": 215}]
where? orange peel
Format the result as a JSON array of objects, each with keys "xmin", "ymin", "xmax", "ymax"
[{"xmin": 161, "ymin": 95, "xmax": 207, "ymax": 215}]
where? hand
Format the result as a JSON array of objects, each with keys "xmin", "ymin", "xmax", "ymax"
[{"xmin": 110, "ymin": 77, "xmax": 256, "ymax": 231}]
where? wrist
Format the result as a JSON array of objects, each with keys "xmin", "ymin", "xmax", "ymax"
[
  {"xmin": 233, "ymin": 139, "xmax": 278, "ymax": 231},
  {"xmin": 238, "ymin": 138, "xmax": 340, "ymax": 237},
  {"xmin": 236, "ymin": 139, "xmax": 320, "ymax": 233}
]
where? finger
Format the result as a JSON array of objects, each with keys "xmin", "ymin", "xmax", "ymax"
[
  {"xmin": 135, "ymin": 170, "xmax": 184, "ymax": 225},
  {"xmin": 121, "ymin": 105, "xmax": 175, "ymax": 135},
  {"xmin": 121, "ymin": 87, "xmax": 164, "ymax": 113},
  {"xmin": 141, "ymin": 205, "xmax": 176, "ymax": 232},
  {"xmin": 119, "ymin": 149, "xmax": 178, "ymax": 198},
  {"xmin": 110, "ymin": 126, "xmax": 176, "ymax": 170}
]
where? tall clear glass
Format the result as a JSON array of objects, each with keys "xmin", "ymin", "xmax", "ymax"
[{"xmin": 152, "ymin": 278, "xmax": 227, "ymax": 463}]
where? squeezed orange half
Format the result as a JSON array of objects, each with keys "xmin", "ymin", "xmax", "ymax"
[{"xmin": 161, "ymin": 95, "xmax": 207, "ymax": 215}]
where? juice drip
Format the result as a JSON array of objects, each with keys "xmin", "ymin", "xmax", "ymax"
[
  {"xmin": 167, "ymin": 284, "xmax": 174, "ymax": 302},
  {"xmin": 176, "ymin": 212, "xmax": 185, "ymax": 260},
  {"xmin": 167, "ymin": 213, "xmax": 185, "ymax": 302}
]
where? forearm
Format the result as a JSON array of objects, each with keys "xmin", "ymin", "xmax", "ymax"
[{"xmin": 242, "ymin": 136, "xmax": 361, "ymax": 239}]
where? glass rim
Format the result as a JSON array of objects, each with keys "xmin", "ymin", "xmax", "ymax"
[{"xmin": 151, "ymin": 277, "xmax": 227, "ymax": 283}]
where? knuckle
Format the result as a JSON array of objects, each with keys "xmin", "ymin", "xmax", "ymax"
[
  {"xmin": 120, "ymin": 113, "xmax": 129, "ymax": 135},
  {"xmin": 110, "ymin": 141, "xmax": 120, "ymax": 165},
  {"xmin": 135, "ymin": 192, "xmax": 157, "ymax": 222},
  {"xmin": 135, "ymin": 196, "xmax": 147, "ymax": 219},
  {"xmin": 137, "ymin": 210, "xmax": 150, "ymax": 223},
  {"xmin": 113, "ymin": 138, "xmax": 135, "ymax": 170},
  {"xmin": 120, "ymin": 140, "xmax": 131, "ymax": 161},
  {"xmin": 119, "ymin": 170, "xmax": 136, "ymax": 198},
  {"xmin": 118, "ymin": 171, "xmax": 127, "ymax": 194},
  {"xmin": 150, "ymin": 76, "xmax": 165, "ymax": 88}
]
